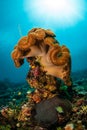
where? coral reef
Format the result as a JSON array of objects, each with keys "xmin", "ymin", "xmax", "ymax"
[
  {"xmin": 0, "ymin": 28, "xmax": 86, "ymax": 129},
  {"xmin": 0, "ymin": 70, "xmax": 87, "ymax": 129},
  {"xmin": 11, "ymin": 28, "xmax": 72, "ymax": 129}
]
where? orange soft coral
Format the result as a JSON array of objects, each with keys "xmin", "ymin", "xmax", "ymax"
[
  {"xmin": 11, "ymin": 28, "xmax": 71, "ymax": 86},
  {"xmin": 49, "ymin": 44, "xmax": 70, "ymax": 66},
  {"xmin": 18, "ymin": 36, "xmax": 29, "ymax": 51},
  {"xmin": 44, "ymin": 37, "xmax": 57, "ymax": 47},
  {"xmin": 11, "ymin": 46, "xmax": 24, "ymax": 67}
]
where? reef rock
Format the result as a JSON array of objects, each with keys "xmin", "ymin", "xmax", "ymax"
[{"xmin": 31, "ymin": 96, "xmax": 72, "ymax": 128}]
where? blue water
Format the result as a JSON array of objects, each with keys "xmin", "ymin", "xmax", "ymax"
[{"xmin": 0, "ymin": 0, "xmax": 87, "ymax": 83}]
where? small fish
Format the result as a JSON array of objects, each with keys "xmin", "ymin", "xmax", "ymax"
[
  {"xmin": 18, "ymin": 92, "xmax": 22, "ymax": 96},
  {"xmin": 27, "ymin": 89, "xmax": 33, "ymax": 94},
  {"xmin": 55, "ymin": 106, "xmax": 64, "ymax": 113}
]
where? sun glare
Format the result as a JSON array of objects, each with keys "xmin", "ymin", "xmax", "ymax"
[{"xmin": 24, "ymin": 0, "xmax": 86, "ymax": 28}]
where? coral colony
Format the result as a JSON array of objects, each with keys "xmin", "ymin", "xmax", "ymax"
[
  {"xmin": 11, "ymin": 28, "xmax": 72, "ymax": 128},
  {"xmin": 11, "ymin": 28, "xmax": 71, "ymax": 87},
  {"xmin": 0, "ymin": 28, "xmax": 87, "ymax": 130}
]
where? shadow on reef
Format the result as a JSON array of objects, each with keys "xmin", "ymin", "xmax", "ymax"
[{"xmin": 0, "ymin": 28, "xmax": 87, "ymax": 130}]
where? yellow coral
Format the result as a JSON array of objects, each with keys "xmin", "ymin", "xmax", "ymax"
[{"xmin": 80, "ymin": 105, "xmax": 87, "ymax": 114}]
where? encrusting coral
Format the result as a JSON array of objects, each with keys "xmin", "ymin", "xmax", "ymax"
[{"xmin": 11, "ymin": 28, "xmax": 72, "ymax": 129}]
